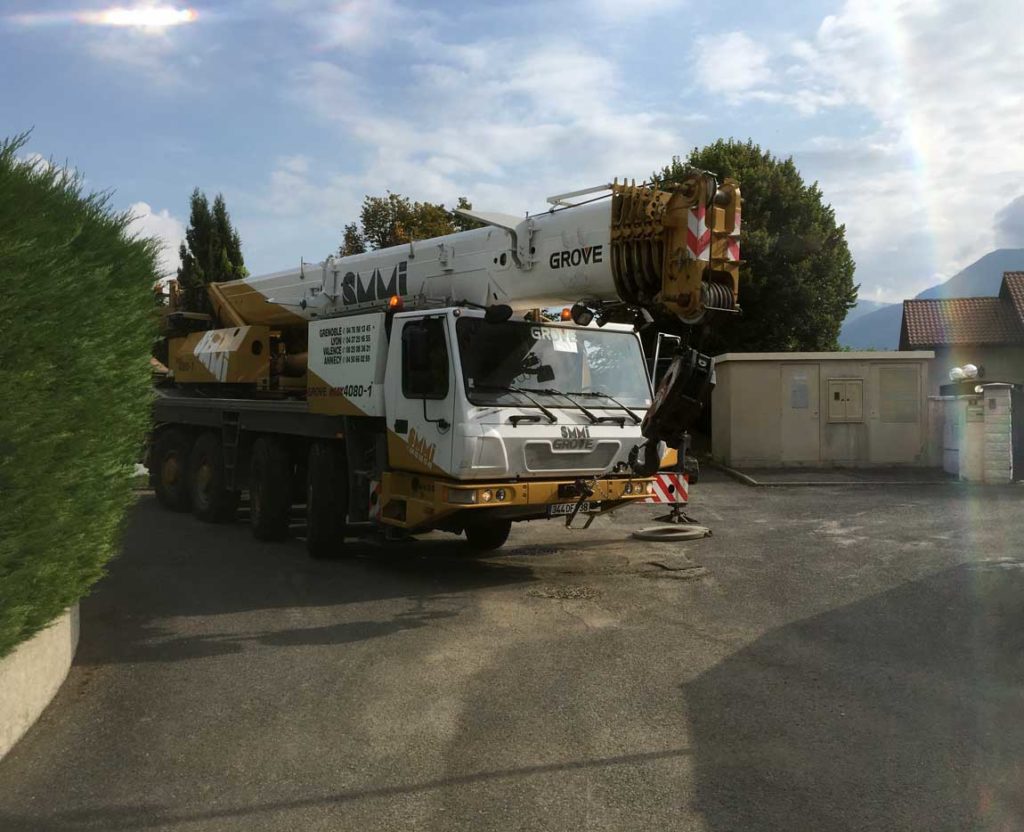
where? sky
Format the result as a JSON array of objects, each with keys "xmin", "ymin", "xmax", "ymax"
[{"xmin": 3, "ymin": 0, "xmax": 1023, "ymax": 303}]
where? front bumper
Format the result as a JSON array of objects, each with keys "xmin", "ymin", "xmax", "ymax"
[{"xmin": 379, "ymin": 473, "xmax": 655, "ymax": 530}]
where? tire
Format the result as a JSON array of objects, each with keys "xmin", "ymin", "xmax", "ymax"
[
  {"xmin": 188, "ymin": 432, "xmax": 239, "ymax": 523},
  {"xmin": 464, "ymin": 519, "xmax": 512, "ymax": 552},
  {"xmin": 249, "ymin": 436, "xmax": 293, "ymax": 541},
  {"xmin": 153, "ymin": 429, "xmax": 192, "ymax": 512},
  {"xmin": 306, "ymin": 440, "xmax": 348, "ymax": 559}
]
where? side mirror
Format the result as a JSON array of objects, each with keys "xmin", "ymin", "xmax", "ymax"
[{"xmin": 485, "ymin": 304, "xmax": 514, "ymax": 323}]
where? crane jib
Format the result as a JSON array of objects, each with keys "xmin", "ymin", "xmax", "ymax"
[{"xmin": 549, "ymin": 245, "xmax": 604, "ymax": 270}]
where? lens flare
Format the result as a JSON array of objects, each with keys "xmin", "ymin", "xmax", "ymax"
[
  {"xmin": 7, "ymin": 6, "xmax": 198, "ymax": 28},
  {"xmin": 81, "ymin": 6, "xmax": 198, "ymax": 27}
]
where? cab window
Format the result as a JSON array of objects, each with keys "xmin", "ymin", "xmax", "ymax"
[{"xmin": 401, "ymin": 317, "xmax": 449, "ymax": 399}]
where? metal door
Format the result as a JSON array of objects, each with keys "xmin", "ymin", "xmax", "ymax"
[{"xmin": 781, "ymin": 365, "xmax": 820, "ymax": 462}]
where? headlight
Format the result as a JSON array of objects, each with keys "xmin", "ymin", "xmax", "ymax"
[
  {"xmin": 479, "ymin": 489, "xmax": 493, "ymax": 503},
  {"xmin": 447, "ymin": 488, "xmax": 477, "ymax": 504},
  {"xmin": 495, "ymin": 488, "xmax": 508, "ymax": 501},
  {"xmin": 624, "ymin": 482, "xmax": 634, "ymax": 495},
  {"xmin": 645, "ymin": 482, "xmax": 654, "ymax": 494}
]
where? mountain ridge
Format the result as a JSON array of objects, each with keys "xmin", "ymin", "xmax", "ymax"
[{"xmin": 839, "ymin": 249, "xmax": 1024, "ymax": 349}]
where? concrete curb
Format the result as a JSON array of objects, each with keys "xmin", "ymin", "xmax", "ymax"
[
  {"xmin": 752, "ymin": 480, "xmax": 963, "ymax": 488},
  {"xmin": 706, "ymin": 461, "xmax": 962, "ymax": 488},
  {"xmin": 0, "ymin": 604, "xmax": 79, "ymax": 762},
  {"xmin": 706, "ymin": 462, "xmax": 759, "ymax": 487}
]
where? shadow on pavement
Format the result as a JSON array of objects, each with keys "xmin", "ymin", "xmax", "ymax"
[
  {"xmin": 685, "ymin": 559, "xmax": 1024, "ymax": 832},
  {"xmin": 75, "ymin": 497, "xmax": 535, "ymax": 666},
  {"xmin": 0, "ymin": 747, "xmax": 693, "ymax": 831}
]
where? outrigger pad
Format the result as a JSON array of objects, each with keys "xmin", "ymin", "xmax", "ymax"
[{"xmin": 641, "ymin": 348, "xmax": 714, "ymax": 450}]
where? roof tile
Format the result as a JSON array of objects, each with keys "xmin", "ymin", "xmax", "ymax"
[
  {"xmin": 1000, "ymin": 271, "xmax": 1024, "ymax": 322},
  {"xmin": 901, "ymin": 296, "xmax": 1024, "ymax": 348}
]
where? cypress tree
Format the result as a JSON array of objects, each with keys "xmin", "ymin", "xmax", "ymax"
[
  {"xmin": 0, "ymin": 134, "xmax": 156, "ymax": 655},
  {"xmin": 176, "ymin": 189, "xmax": 247, "ymax": 314}
]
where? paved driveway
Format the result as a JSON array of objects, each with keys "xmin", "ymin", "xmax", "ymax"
[{"xmin": 1, "ymin": 475, "xmax": 1022, "ymax": 831}]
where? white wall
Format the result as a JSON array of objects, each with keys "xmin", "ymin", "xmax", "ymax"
[
  {"xmin": 940, "ymin": 386, "xmax": 1014, "ymax": 483},
  {"xmin": 0, "ymin": 605, "xmax": 79, "ymax": 761}
]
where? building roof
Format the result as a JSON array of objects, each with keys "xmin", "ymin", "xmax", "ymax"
[
  {"xmin": 715, "ymin": 351, "xmax": 933, "ymax": 363},
  {"xmin": 900, "ymin": 272, "xmax": 1024, "ymax": 349},
  {"xmin": 1000, "ymin": 271, "xmax": 1024, "ymax": 322}
]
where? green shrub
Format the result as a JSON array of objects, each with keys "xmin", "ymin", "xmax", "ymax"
[{"xmin": 0, "ymin": 134, "xmax": 157, "ymax": 657}]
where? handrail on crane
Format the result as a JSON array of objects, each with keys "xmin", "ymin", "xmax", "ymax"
[{"xmin": 545, "ymin": 183, "xmax": 613, "ymax": 207}]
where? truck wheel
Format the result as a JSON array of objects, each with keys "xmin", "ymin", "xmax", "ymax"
[
  {"xmin": 188, "ymin": 432, "xmax": 239, "ymax": 523},
  {"xmin": 306, "ymin": 441, "xmax": 348, "ymax": 559},
  {"xmin": 464, "ymin": 519, "xmax": 512, "ymax": 552},
  {"xmin": 249, "ymin": 436, "xmax": 292, "ymax": 541},
  {"xmin": 153, "ymin": 429, "xmax": 192, "ymax": 512}
]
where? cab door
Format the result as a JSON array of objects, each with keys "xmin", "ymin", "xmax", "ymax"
[{"xmin": 383, "ymin": 314, "xmax": 457, "ymax": 476}]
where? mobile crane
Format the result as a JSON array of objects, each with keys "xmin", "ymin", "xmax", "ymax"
[{"xmin": 151, "ymin": 173, "xmax": 741, "ymax": 554}]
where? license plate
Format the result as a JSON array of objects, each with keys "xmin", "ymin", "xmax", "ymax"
[{"xmin": 548, "ymin": 501, "xmax": 596, "ymax": 516}]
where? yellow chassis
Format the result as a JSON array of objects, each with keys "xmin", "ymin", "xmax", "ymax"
[{"xmin": 379, "ymin": 472, "xmax": 655, "ymax": 530}]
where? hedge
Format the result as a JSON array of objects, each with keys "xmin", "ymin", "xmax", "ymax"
[{"xmin": 0, "ymin": 134, "xmax": 157, "ymax": 658}]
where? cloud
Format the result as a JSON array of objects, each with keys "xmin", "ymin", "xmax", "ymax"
[
  {"xmin": 730, "ymin": 0, "xmax": 1024, "ymax": 301},
  {"xmin": 288, "ymin": 37, "xmax": 684, "ymax": 219},
  {"xmin": 232, "ymin": 19, "xmax": 692, "ymax": 271},
  {"xmin": 583, "ymin": 0, "xmax": 684, "ymax": 20},
  {"xmin": 82, "ymin": 26, "xmax": 198, "ymax": 85},
  {"xmin": 229, "ymin": 154, "xmax": 369, "ymax": 270},
  {"xmin": 695, "ymin": 31, "xmax": 771, "ymax": 94},
  {"xmin": 19, "ymin": 152, "xmax": 53, "ymax": 173},
  {"xmin": 276, "ymin": 0, "xmax": 434, "ymax": 51},
  {"xmin": 995, "ymin": 195, "xmax": 1024, "ymax": 249},
  {"xmin": 127, "ymin": 202, "xmax": 185, "ymax": 278},
  {"xmin": 315, "ymin": 0, "xmax": 403, "ymax": 49}
]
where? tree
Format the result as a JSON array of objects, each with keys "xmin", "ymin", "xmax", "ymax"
[
  {"xmin": 339, "ymin": 192, "xmax": 482, "ymax": 255},
  {"xmin": 340, "ymin": 222, "xmax": 365, "ymax": 257},
  {"xmin": 0, "ymin": 134, "xmax": 156, "ymax": 656},
  {"xmin": 176, "ymin": 189, "xmax": 247, "ymax": 314},
  {"xmin": 654, "ymin": 139, "xmax": 857, "ymax": 352},
  {"xmin": 451, "ymin": 196, "xmax": 481, "ymax": 233}
]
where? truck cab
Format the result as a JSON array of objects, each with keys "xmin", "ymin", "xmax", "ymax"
[{"xmin": 306, "ymin": 304, "xmax": 660, "ymax": 542}]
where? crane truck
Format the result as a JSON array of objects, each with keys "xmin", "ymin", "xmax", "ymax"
[{"xmin": 150, "ymin": 173, "xmax": 741, "ymax": 555}]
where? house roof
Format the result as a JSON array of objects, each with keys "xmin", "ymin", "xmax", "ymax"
[
  {"xmin": 715, "ymin": 351, "xmax": 933, "ymax": 363},
  {"xmin": 1000, "ymin": 271, "xmax": 1024, "ymax": 322},
  {"xmin": 900, "ymin": 272, "xmax": 1024, "ymax": 349}
]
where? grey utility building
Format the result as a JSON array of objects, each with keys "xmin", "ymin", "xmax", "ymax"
[{"xmin": 711, "ymin": 352, "xmax": 934, "ymax": 468}]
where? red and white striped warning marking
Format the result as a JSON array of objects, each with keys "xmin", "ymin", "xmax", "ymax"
[
  {"xmin": 645, "ymin": 473, "xmax": 689, "ymax": 504},
  {"xmin": 687, "ymin": 202, "xmax": 711, "ymax": 261},
  {"xmin": 727, "ymin": 210, "xmax": 741, "ymax": 261}
]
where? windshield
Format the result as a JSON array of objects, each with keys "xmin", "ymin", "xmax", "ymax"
[{"xmin": 455, "ymin": 318, "xmax": 652, "ymax": 409}]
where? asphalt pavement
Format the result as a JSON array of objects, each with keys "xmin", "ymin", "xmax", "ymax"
[{"xmin": 1, "ymin": 473, "xmax": 1022, "ymax": 831}]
